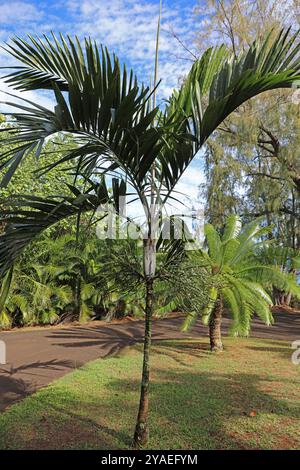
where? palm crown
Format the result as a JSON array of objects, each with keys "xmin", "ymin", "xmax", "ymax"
[{"xmin": 1, "ymin": 29, "xmax": 300, "ymax": 194}]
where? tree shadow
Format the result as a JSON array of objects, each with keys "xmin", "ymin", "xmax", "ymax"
[
  {"xmin": 45, "ymin": 320, "xmax": 209, "ymax": 359},
  {"xmin": 0, "ymin": 346, "xmax": 299, "ymax": 449},
  {"xmin": 245, "ymin": 345, "xmax": 292, "ymax": 360},
  {"xmin": 151, "ymin": 341, "xmax": 210, "ymax": 366},
  {"xmin": 101, "ymin": 369, "xmax": 300, "ymax": 449},
  {"xmin": 0, "ymin": 359, "xmax": 76, "ymax": 411},
  {"xmin": 44, "ymin": 401, "xmax": 132, "ymax": 450}
]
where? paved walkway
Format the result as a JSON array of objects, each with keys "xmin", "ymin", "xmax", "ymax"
[{"xmin": 0, "ymin": 312, "xmax": 299, "ymax": 411}]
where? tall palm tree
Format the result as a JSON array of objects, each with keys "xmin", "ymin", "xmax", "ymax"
[
  {"xmin": 1, "ymin": 24, "xmax": 300, "ymax": 446},
  {"xmin": 183, "ymin": 215, "xmax": 300, "ymax": 351}
]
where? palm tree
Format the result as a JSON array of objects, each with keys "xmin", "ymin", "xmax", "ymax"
[
  {"xmin": 8, "ymin": 264, "xmax": 72, "ymax": 326},
  {"xmin": 0, "ymin": 23, "xmax": 300, "ymax": 446},
  {"xmin": 257, "ymin": 245, "xmax": 300, "ymax": 306},
  {"xmin": 38, "ymin": 234, "xmax": 108, "ymax": 322},
  {"xmin": 183, "ymin": 215, "xmax": 300, "ymax": 351}
]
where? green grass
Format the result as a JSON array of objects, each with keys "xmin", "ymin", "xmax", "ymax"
[{"xmin": 0, "ymin": 337, "xmax": 299, "ymax": 450}]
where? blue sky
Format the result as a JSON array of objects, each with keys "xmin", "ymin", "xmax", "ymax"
[
  {"xmin": 0, "ymin": 0, "xmax": 201, "ymax": 98},
  {"xmin": 0, "ymin": 0, "xmax": 205, "ymax": 207}
]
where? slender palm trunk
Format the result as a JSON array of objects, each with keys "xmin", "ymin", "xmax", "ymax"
[
  {"xmin": 133, "ymin": 275, "xmax": 154, "ymax": 447},
  {"xmin": 133, "ymin": 237, "xmax": 155, "ymax": 448},
  {"xmin": 74, "ymin": 274, "xmax": 81, "ymax": 319},
  {"xmin": 209, "ymin": 297, "xmax": 223, "ymax": 352}
]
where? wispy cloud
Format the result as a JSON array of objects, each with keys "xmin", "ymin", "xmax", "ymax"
[
  {"xmin": 0, "ymin": 0, "xmax": 205, "ymax": 199},
  {"xmin": 64, "ymin": 0, "xmax": 198, "ymax": 99},
  {"xmin": 0, "ymin": 0, "xmax": 199, "ymax": 102},
  {"xmin": 0, "ymin": 79, "xmax": 55, "ymax": 113},
  {"xmin": 0, "ymin": 1, "xmax": 43, "ymax": 24}
]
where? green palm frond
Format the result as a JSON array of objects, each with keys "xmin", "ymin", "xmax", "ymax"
[
  {"xmin": 236, "ymin": 279, "xmax": 273, "ymax": 325},
  {"xmin": 200, "ymin": 28, "xmax": 300, "ymax": 143},
  {"xmin": 8, "ymin": 293, "xmax": 29, "ymax": 313},
  {"xmin": 221, "ymin": 287, "xmax": 240, "ymax": 334},
  {"xmin": 80, "ymin": 301, "xmax": 94, "ymax": 322},
  {"xmin": 257, "ymin": 245, "xmax": 300, "ymax": 271},
  {"xmin": 204, "ymin": 223, "xmax": 222, "ymax": 264},
  {"xmin": 0, "ymin": 266, "xmax": 13, "ymax": 314},
  {"xmin": 236, "ymin": 217, "xmax": 265, "ymax": 246},
  {"xmin": 0, "ymin": 179, "xmax": 115, "ymax": 277},
  {"xmin": 222, "ymin": 215, "xmax": 242, "ymax": 242},
  {"xmin": 159, "ymin": 28, "xmax": 300, "ymax": 191},
  {"xmin": 227, "ymin": 279, "xmax": 253, "ymax": 336},
  {"xmin": 202, "ymin": 286, "xmax": 218, "ymax": 326},
  {"xmin": 39, "ymin": 308, "xmax": 59, "ymax": 325},
  {"xmin": 0, "ymin": 34, "xmax": 162, "ymax": 188},
  {"xmin": 239, "ymin": 265, "xmax": 300, "ymax": 299},
  {"xmin": 222, "ymin": 238, "xmax": 240, "ymax": 264},
  {"xmin": 81, "ymin": 282, "xmax": 96, "ymax": 301},
  {"xmin": 0, "ymin": 310, "xmax": 12, "ymax": 329},
  {"xmin": 181, "ymin": 311, "xmax": 198, "ymax": 333}
]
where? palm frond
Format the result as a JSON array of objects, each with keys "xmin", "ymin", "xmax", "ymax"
[
  {"xmin": 202, "ymin": 286, "xmax": 218, "ymax": 325},
  {"xmin": 159, "ymin": 28, "xmax": 300, "ymax": 191},
  {"xmin": 204, "ymin": 223, "xmax": 222, "ymax": 264},
  {"xmin": 0, "ymin": 266, "xmax": 13, "ymax": 313},
  {"xmin": 181, "ymin": 311, "xmax": 198, "ymax": 332},
  {"xmin": 239, "ymin": 265, "xmax": 300, "ymax": 299},
  {"xmin": 222, "ymin": 215, "xmax": 242, "ymax": 242},
  {"xmin": 0, "ymin": 34, "xmax": 162, "ymax": 188},
  {"xmin": 0, "ymin": 179, "xmax": 113, "ymax": 277}
]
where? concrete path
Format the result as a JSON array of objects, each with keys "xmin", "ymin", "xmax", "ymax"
[{"xmin": 0, "ymin": 312, "xmax": 299, "ymax": 412}]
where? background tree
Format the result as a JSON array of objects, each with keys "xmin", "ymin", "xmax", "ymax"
[{"xmin": 194, "ymin": 0, "xmax": 300, "ymax": 305}]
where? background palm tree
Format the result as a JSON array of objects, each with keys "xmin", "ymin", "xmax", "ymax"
[
  {"xmin": 257, "ymin": 245, "xmax": 300, "ymax": 306},
  {"xmin": 183, "ymin": 215, "xmax": 300, "ymax": 351},
  {"xmin": 1, "ymin": 26, "xmax": 300, "ymax": 446}
]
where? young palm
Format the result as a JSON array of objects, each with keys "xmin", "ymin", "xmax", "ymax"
[
  {"xmin": 183, "ymin": 216, "xmax": 300, "ymax": 351},
  {"xmin": 1, "ymin": 25, "xmax": 300, "ymax": 446},
  {"xmin": 39, "ymin": 234, "xmax": 107, "ymax": 322},
  {"xmin": 0, "ymin": 262, "xmax": 72, "ymax": 328}
]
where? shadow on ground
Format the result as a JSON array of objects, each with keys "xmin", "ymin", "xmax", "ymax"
[{"xmin": 0, "ymin": 339, "xmax": 299, "ymax": 450}]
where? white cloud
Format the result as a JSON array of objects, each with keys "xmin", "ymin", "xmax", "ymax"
[
  {"xmin": 0, "ymin": 0, "xmax": 199, "ymax": 108},
  {"xmin": 0, "ymin": 1, "xmax": 43, "ymax": 24},
  {"xmin": 65, "ymin": 0, "xmax": 197, "ymax": 100},
  {"xmin": 0, "ymin": 78, "xmax": 54, "ymax": 113}
]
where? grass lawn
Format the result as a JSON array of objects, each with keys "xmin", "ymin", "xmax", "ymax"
[{"xmin": 0, "ymin": 337, "xmax": 299, "ymax": 450}]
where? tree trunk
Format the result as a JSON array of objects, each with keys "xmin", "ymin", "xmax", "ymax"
[
  {"xmin": 133, "ymin": 275, "xmax": 154, "ymax": 448},
  {"xmin": 285, "ymin": 292, "xmax": 292, "ymax": 307},
  {"xmin": 74, "ymin": 275, "xmax": 82, "ymax": 320},
  {"xmin": 209, "ymin": 297, "xmax": 223, "ymax": 352}
]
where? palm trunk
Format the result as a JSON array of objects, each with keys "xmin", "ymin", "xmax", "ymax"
[
  {"xmin": 209, "ymin": 297, "xmax": 223, "ymax": 352},
  {"xmin": 133, "ymin": 276, "xmax": 153, "ymax": 447},
  {"xmin": 285, "ymin": 292, "xmax": 292, "ymax": 307},
  {"xmin": 74, "ymin": 274, "xmax": 82, "ymax": 319},
  {"xmin": 133, "ymin": 238, "xmax": 155, "ymax": 448}
]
